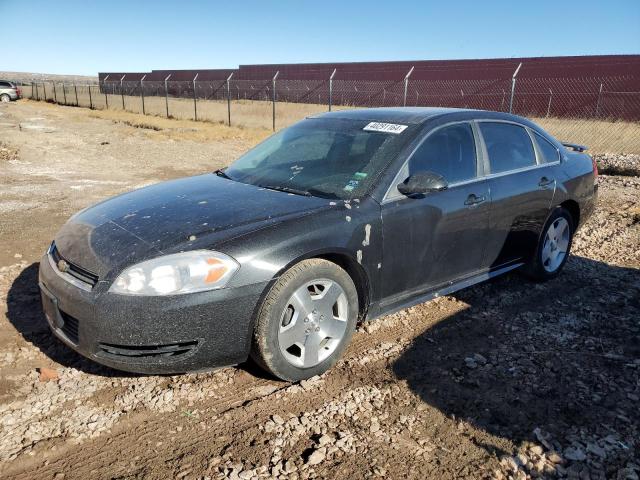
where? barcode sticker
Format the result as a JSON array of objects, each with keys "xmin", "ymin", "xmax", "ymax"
[{"xmin": 363, "ymin": 122, "xmax": 408, "ymax": 134}]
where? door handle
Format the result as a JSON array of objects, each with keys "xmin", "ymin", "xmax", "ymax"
[
  {"xmin": 464, "ymin": 194, "xmax": 486, "ymax": 206},
  {"xmin": 539, "ymin": 176, "xmax": 554, "ymax": 187}
]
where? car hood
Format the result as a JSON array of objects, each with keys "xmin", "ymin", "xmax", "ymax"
[{"xmin": 54, "ymin": 174, "xmax": 331, "ymax": 277}]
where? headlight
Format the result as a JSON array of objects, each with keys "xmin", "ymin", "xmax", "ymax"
[{"xmin": 109, "ymin": 250, "xmax": 239, "ymax": 296}]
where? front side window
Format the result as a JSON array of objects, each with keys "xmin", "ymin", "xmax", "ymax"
[
  {"xmin": 534, "ymin": 132, "xmax": 560, "ymax": 163},
  {"xmin": 480, "ymin": 122, "xmax": 536, "ymax": 174},
  {"xmin": 408, "ymin": 123, "xmax": 477, "ymax": 184},
  {"xmin": 225, "ymin": 118, "xmax": 418, "ymax": 199}
]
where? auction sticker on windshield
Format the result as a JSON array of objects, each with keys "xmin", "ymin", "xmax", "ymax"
[{"xmin": 363, "ymin": 122, "xmax": 408, "ymax": 134}]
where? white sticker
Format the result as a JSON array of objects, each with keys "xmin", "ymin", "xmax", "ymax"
[{"xmin": 363, "ymin": 122, "xmax": 408, "ymax": 134}]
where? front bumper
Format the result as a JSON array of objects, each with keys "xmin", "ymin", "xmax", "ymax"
[{"xmin": 38, "ymin": 253, "xmax": 269, "ymax": 374}]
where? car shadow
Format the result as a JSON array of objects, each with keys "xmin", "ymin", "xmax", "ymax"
[
  {"xmin": 5, "ymin": 262, "xmax": 275, "ymax": 380},
  {"xmin": 5, "ymin": 262, "xmax": 135, "ymax": 377},
  {"xmin": 392, "ymin": 255, "xmax": 640, "ymax": 472}
]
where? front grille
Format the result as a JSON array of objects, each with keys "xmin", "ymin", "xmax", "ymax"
[
  {"xmin": 59, "ymin": 310, "xmax": 79, "ymax": 344},
  {"xmin": 97, "ymin": 341, "xmax": 199, "ymax": 360},
  {"xmin": 50, "ymin": 243, "xmax": 99, "ymax": 287}
]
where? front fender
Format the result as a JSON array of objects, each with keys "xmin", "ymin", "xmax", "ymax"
[{"xmin": 217, "ymin": 199, "xmax": 383, "ymax": 305}]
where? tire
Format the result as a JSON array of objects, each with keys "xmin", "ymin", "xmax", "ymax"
[
  {"xmin": 523, "ymin": 206, "xmax": 574, "ymax": 281},
  {"xmin": 251, "ymin": 259, "xmax": 359, "ymax": 382},
  {"xmin": 0, "ymin": 94, "xmax": 10, "ymax": 103}
]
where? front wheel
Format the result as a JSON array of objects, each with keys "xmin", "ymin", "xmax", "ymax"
[
  {"xmin": 251, "ymin": 259, "xmax": 358, "ymax": 381},
  {"xmin": 523, "ymin": 207, "xmax": 574, "ymax": 281}
]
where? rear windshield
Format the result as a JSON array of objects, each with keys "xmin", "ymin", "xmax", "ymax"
[{"xmin": 225, "ymin": 118, "xmax": 418, "ymax": 199}]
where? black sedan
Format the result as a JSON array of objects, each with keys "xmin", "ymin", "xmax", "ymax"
[{"xmin": 39, "ymin": 108, "xmax": 598, "ymax": 381}]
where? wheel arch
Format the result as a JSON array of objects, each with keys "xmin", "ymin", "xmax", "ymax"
[
  {"xmin": 560, "ymin": 199, "xmax": 580, "ymax": 229},
  {"xmin": 313, "ymin": 252, "xmax": 370, "ymax": 322},
  {"xmin": 271, "ymin": 248, "xmax": 371, "ymax": 323}
]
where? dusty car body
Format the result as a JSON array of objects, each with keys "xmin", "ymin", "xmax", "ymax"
[{"xmin": 39, "ymin": 108, "xmax": 597, "ymax": 380}]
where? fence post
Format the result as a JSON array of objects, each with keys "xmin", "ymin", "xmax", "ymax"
[
  {"xmin": 272, "ymin": 71, "xmax": 279, "ymax": 131},
  {"xmin": 120, "ymin": 74, "xmax": 126, "ymax": 110},
  {"xmin": 42, "ymin": 82, "xmax": 47, "ymax": 101},
  {"xmin": 546, "ymin": 88, "xmax": 552, "ymax": 117},
  {"xmin": 62, "ymin": 84, "xmax": 67, "ymax": 105},
  {"xmin": 403, "ymin": 66, "xmax": 414, "ymax": 107},
  {"xmin": 140, "ymin": 74, "xmax": 146, "ymax": 115},
  {"xmin": 192, "ymin": 73, "xmax": 199, "ymax": 121},
  {"xmin": 88, "ymin": 83, "xmax": 93, "ymax": 109},
  {"xmin": 74, "ymin": 83, "xmax": 79, "ymax": 106},
  {"xmin": 509, "ymin": 62, "xmax": 522, "ymax": 114},
  {"xmin": 595, "ymin": 82, "xmax": 603, "ymax": 117},
  {"xmin": 33, "ymin": 82, "xmax": 38, "ymax": 101},
  {"xmin": 328, "ymin": 68, "xmax": 337, "ymax": 111},
  {"xmin": 53, "ymin": 82, "xmax": 57, "ymax": 103},
  {"xmin": 226, "ymin": 72, "xmax": 234, "ymax": 126},
  {"xmin": 164, "ymin": 74, "xmax": 171, "ymax": 118},
  {"xmin": 103, "ymin": 75, "xmax": 109, "ymax": 109}
]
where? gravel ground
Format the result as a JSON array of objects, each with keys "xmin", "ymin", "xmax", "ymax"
[
  {"xmin": 594, "ymin": 153, "xmax": 640, "ymax": 177},
  {"xmin": 0, "ymin": 101, "xmax": 638, "ymax": 480}
]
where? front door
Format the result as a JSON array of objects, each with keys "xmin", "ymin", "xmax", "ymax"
[{"xmin": 380, "ymin": 122, "xmax": 490, "ymax": 303}]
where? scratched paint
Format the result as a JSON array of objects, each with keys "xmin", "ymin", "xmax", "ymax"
[{"xmin": 362, "ymin": 224, "xmax": 371, "ymax": 247}]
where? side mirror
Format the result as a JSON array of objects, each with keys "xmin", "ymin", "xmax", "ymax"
[{"xmin": 397, "ymin": 171, "xmax": 448, "ymax": 196}]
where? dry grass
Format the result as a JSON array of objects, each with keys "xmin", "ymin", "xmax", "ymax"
[
  {"xmin": 533, "ymin": 117, "xmax": 640, "ymax": 155},
  {"xmin": 85, "ymin": 108, "xmax": 271, "ymax": 144}
]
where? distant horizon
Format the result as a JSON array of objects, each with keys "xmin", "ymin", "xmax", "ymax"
[{"xmin": 1, "ymin": 0, "xmax": 638, "ymax": 76}]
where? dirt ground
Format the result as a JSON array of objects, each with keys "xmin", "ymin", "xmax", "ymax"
[{"xmin": 0, "ymin": 101, "xmax": 639, "ymax": 480}]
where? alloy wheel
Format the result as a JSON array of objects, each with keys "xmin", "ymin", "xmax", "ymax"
[
  {"xmin": 277, "ymin": 279, "xmax": 349, "ymax": 368},
  {"xmin": 541, "ymin": 217, "xmax": 570, "ymax": 272}
]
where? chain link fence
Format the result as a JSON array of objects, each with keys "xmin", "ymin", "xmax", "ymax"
[{"xmin": 18, "ymin": 74, "xmax": 640, "ymax": 154}]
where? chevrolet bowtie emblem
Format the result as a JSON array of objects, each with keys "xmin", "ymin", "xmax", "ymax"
[{"xmin": 57, "ymin": 259, "xmax": 70, "ymax": 273}]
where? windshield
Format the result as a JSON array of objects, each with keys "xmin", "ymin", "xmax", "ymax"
[{"xmin": 224, "ymin": 118, "xmax": 418, "ymax": 199}]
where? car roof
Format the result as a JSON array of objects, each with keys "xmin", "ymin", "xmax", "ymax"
[{"xmin": 308, "ymin": 107, "xmax": 529, "ymax": 126}]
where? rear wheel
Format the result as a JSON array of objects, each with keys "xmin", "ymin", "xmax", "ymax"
[
  {"xmin": 523, "ymin": 207, "xmax": 574, "ymax": 281},
  {"xmin": 0, "ymin": 94, "xmax": 10, "ymax": 103},
  {"xmin": 251, "ymin": 259, "xmax": 358, "ymax": 381}
]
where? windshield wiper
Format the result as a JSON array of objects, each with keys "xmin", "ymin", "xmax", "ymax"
[
  {"xmin": 259, "ymin": 184, "xmax": 312, "ymax": 197},
  {"xmin": 214, "ymin": 168, "xmax": 232, "ymax": 180}
]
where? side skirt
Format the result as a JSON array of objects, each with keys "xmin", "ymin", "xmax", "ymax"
[{"xmin": 368, "ymin": 261, "xmax": 524, "ymax": 322}]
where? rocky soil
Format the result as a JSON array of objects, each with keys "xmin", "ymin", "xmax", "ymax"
[
  {"xmin": 0, "ymin": 101, "xmax": 638, "ymax": 479},
  {"xmin": 594, "ymin": 153, "xmax": 640, "ymax": 177}
]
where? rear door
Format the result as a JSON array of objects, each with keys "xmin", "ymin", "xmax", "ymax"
[
  {"xmin": 478, "ymin": 121, "xmax": 557, "ymax": 268},
  {"xmin": 380, "ymin": 122, "xmax": 490, "ymax": 303}
]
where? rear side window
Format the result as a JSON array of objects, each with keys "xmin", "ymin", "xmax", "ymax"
[
  {"xmin": 0, "ymin": 81, "xmax": 10, "ymax": 88},
  {"xmin": 534, "ymin": 132, "xmax": 560, "ymax": 163},
  {"xmin": 480, "ymin": 122, "xmax": 536, "ymax": 174},
  {"xmin": 408, "ymin": 123, "xmax": 477, "ymax": 184}
]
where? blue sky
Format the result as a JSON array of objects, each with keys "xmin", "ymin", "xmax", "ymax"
[{"xmin": 1, "ymin": 0, "xmax": 638, "ymax": 76}]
